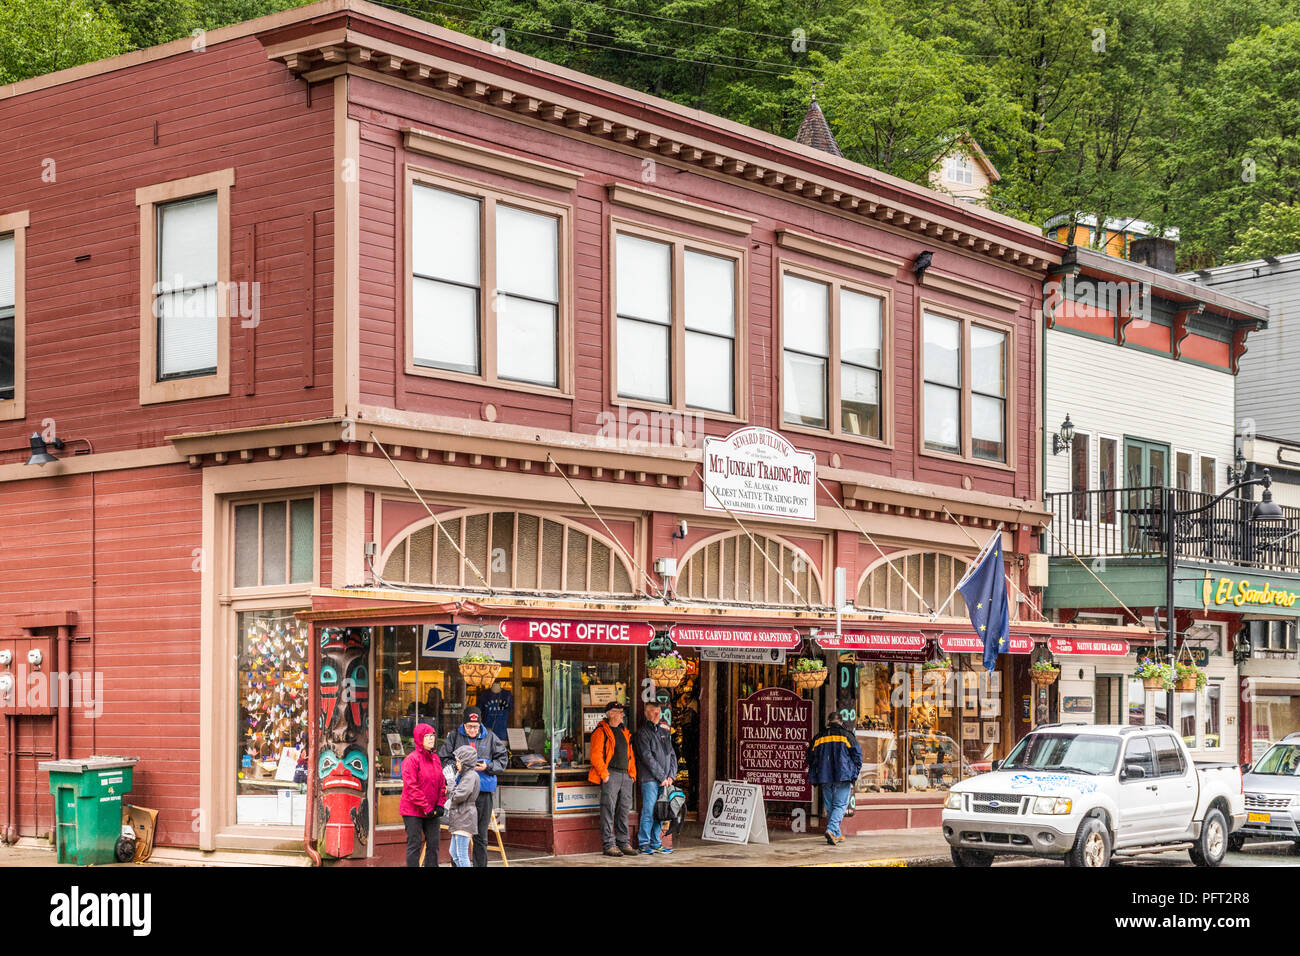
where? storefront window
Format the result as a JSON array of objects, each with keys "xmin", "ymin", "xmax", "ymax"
[
  {"xmin": 1153, "ymin": 690, "xmax": 1168, "ymax": 727},
  {"xmin": 235, "ymin": 610, "xmax": 309, "ymax": 825},
  {"xmin": 1253, "ymin": 695, "xmax": 1300, "ymax": 751},
  {"xmin": 1178, "ymin": 691, "xmax": 1197, "ymax": 747},
  {"xmin": 849, "ymin": 660, "xmax": 903, "ymax": 792},
  {"xmin": 1203, "ymin": 684, "xmax": 1221, "ymax": 749},
  {"xmin": 1127, "ymin": 678, "xmax": 1147, "ymax": 725}
]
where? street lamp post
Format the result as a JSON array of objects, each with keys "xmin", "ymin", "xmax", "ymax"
[{"xmin": 1163, "ymin": 469, "xmax": 1284, "ymax": 725}]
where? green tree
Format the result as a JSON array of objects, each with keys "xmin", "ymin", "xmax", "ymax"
[
  {"xmin": 92, "ymin": 0, "xmax": 200, "ymax": 49},
  {"xmin": 0, "ymin": 0, "xmax": 130, "ymax": 83},
  {"xmin": 1224, "ymin": 203, "xmax": 1300, "ymax": 261}
]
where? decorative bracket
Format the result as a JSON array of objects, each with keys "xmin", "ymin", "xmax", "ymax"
[{"xmin": 1171, "ymin": 302, "xmax": 1204, "ymax": 359}]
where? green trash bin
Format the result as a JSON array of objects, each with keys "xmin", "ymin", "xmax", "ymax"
[{"xmin": 38, "ymin": 757, "xmax": 139, "ymax": 865}]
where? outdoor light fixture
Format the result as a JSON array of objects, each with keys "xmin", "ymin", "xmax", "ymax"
[
  {"xmin": 25, "ymin": 433, "xmax": 65, "ymax": 466},
  {"xmin": 1252, "ymin": 473, "xmax": 1285, "ymax": 521},
  {"xmin": 1051, "ymin": 414, "xmax": 1075, "ymax": 455},
  {"xmin": 1227, "ymin": 448, "xmax": 1248, "ymax": 484},
  {"xmin": 913, "ymin": 250, "xmax": 934, "ymax": 280}
]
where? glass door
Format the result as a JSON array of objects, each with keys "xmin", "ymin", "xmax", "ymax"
[{"xmin": 1124, "ymin": 437, "xmax": 1169, "ymax": 553}]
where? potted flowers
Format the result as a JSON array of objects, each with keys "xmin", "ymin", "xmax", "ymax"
[
  {"xmin": 458, "ymin": 652, "xmax": 501, "ymax": 688},
  {"xmin": 1174, "ymin": 662, "xmax": 1207, "ymax": 692},
  {"xmin": 922, "ymin": 657, "xmax": 953, "ymax": 687},
  {"xmin": 646, "ymin": 650, "xmax": 687, "ymax": 689},
  {"xmin": 791, "ymin": 656, "xmax": 829, "ymax": 690},
  {"xmin": 1030, "ymin": 658, "xmax": 1061, "ymax": 687},
  {"xmin": 1134, "ymin": 657, "xmax": 1174, "ymax": 692}
]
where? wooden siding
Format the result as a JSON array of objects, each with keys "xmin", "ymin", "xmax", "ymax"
[
  {"xmin": 0, "ymin": 464, "xmax": 203, "ymax": 846},
  {"xmin": 0, "ymin": 35, "xmax": 336, "ymax": 450},
  {"xmin": 350, "ymin": 75, "xmax": 1043, "ymax": 502},
  {"xmin": 1045, "ymin": 327, "xmax": 1236, "ymax": 497}
]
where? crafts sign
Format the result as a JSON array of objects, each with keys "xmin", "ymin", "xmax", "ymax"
[
  {"xmin": 736, "ymin": 687, "xmax": 812, "ymax": 802},
  {"xmin": 704, "ymin": 427, "xmax": 817, "ymax": 522}
]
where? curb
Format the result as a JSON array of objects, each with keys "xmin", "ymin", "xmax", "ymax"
[{"xmin": 803, "ymin": 853, "xmax": 951, "ymax": 868}]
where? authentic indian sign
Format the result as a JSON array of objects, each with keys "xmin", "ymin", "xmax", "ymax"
[
  {"xmin": 736, "ymin": 687, "xmax": 812, "ymax": 802},
  {"xmin": 704, "ymin": 426, "xmax": 817, "ymax": 522}
]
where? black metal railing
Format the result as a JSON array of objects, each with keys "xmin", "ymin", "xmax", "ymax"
[{"xmin": 1045, "ymin": 485, "xmax": 1300, "ymax": 573}]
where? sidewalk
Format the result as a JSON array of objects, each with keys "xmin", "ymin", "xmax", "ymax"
[{"xmin": 514, "ymin": 827, "xmax": 953, "ymax": 867}]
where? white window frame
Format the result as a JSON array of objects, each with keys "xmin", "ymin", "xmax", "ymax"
[
  {"xmin": 1199, "ymin": 454, "xmax": 1217, "ymax": 496},
  {"xmin": 945, "ymin": 154, "xmax": 974, "ymax": 186},
  {"xmin": 0, "ymin": 211, "xmax": 27, "ymax": 421},
  {"xmin": 1097, "ymin": 434, "xmax": 1121, "ymax": 525}
]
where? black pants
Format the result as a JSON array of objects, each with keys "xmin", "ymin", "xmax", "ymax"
[
  {"xmin": 403, "ymin": 814, "xmax": 441, "ymax": 867},
  {"xmin": 472, "ymin": 790, "xmax": 494, "ymax": 867}
]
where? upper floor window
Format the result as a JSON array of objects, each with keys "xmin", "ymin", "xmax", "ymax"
[
  {"xmin": 945, "ymin": 154, "xmax": 974, "ymax": 186},
  {"xmin": 409, "ymin": 176, "xmax": 569, "ymax": 391},
  {"xmin": 613, "ymin": 228, "xmax": 740, "ymax": 415},
  {"xmin": 1071, "ymin": 431, "xmax": 1091, "ymax": 519},
  {"xmin": 233, "ymin": 497, "xmax": 315, "ymax": 589},
  {"xmin": 136, "ymin": 169, "xmax": 234, "ymax": 405},
  {"xmin": 0, "ymin": 211, "xmax": 28, "ymax": 421},
  {"xmin": 922, "ymin": 310, "xmax": 1010, "ymax": 464},
  {"xmin": 1200, "ymin": 455, "xmax": 1216, "ymax": 495},
  {"xmin": 0, "ymin": 231, "xmax": 14, "ymax": 403},
  {"xmin": 781, "ymin": 269, "xmax": 887, "ymax": 441},
  {"xmin": 156, "ymin": 193, "xmax": 219, "ymax": 380}
]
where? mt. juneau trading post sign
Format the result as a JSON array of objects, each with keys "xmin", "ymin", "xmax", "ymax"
[{"xmin": 704, "ymin": 427, "xmax": 817, "ymax": 522}]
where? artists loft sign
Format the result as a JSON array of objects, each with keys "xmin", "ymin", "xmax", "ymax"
[{"xmin": 704, "ymin": 427, "xmax": 817, "ymax": 522}]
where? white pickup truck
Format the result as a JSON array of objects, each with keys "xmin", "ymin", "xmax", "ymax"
[{"xmin": 941, "ymin": 724, "xmax": 1245, "ymax": 867}]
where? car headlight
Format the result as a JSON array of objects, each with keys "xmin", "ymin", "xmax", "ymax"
[
  {"xmin": 1032, "ymin": 796, "xmax": 1073, "ymax": 815},
  {"xmin": 944, "ymin": 792, "xmax": 964, "ymax": 810}
]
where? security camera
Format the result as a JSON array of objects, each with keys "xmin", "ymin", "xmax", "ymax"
[
  {"xmin": 0, "ymin": 650, "xmax": 11, "ymax": 667},
  {"xmin": 673, "ymin": 519, "xmax": 688, "ymax": 540},
  {"xmin": 26, "ymin": 648, "xmax": 42, "ymax": 670}
]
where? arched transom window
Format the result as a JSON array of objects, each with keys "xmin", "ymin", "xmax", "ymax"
[
  {"xmin": 677, "ymin": 532, "xmax": 822, "ymax": 605},
  {"xmin": 381, "ymin": 511, "xmax": 634, "ymax": 595},
  {"xmin": 857, "ymin": 551, "xmax": 969, "ymax": 616}
]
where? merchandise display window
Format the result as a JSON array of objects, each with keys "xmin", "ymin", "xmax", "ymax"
[{"xmin": 235, "ymin": 609, "xmax": 310, "ymax": 825}]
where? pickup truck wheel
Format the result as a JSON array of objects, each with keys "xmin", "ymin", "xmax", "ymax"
[
  {"xmin": 1189, "ymin": 808, "xmax": 1227, "ymax": 867},
  {"xmin": 950, "ymin": 848, "xmax": 994, "ymax": 867},
  {"xmin": 1227, "ymin": 832, "xmax": 1245, "ymax": 852},
  {"xmin": 1066, "ymin": 817, "xmax": 1111, "ymax": 868}
]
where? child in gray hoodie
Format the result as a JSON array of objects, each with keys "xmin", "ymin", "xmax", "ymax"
[{"xmin": 447, "ymin": 745, "xmax": 482, "ymax": 867}]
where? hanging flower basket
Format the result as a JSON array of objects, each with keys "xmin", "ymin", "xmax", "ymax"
[
  {"xmin": 791, "ymin": 658, "xmax": 828, "ymax": 690},
  {"xmin": 1174, "ymin": 677, "xmax": 1197, "ymax": 692},
  {"xmin": 1174, "ymin": 662, "xmax": 1207, "ymax": 693},
  {"xmin": 922, "ymin": 661, "xmax": 952, "ymax": 684},
  {"xmin": 458, "ymin": 654, "xmax": 501, "ymax": 688},
  {"xmin": 1135, "ymin": 658, "xmax": 1174, "ymax": 693},
  {"xmin": 1030, "ymin": 667, "xmax": 1060, "ymax": 687},
  {"xmin": 647, "ymin": 652, "xmax": 687, "ymax": 689},
  {"xmin": 1142, "ymin": 676, "xmax": 1166, "ymax": 692}
]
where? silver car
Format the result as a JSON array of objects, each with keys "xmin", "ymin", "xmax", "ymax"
[{"xmin": 1232, "ymin": 732, "xmax": 1300, "ymax": 850}]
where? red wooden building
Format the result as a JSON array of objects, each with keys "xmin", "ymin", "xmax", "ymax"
[{"xmin": 0, "ymin": 0, "xmax": 1140, "ymax": 863}]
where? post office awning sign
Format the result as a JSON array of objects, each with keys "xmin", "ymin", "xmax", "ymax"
[{"xmin": 704, "ymin": 427, "xmax": 817, "ymax": 522}]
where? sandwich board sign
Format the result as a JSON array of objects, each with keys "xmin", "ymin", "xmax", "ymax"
[{"xmin": 700, "ymin": 780, "xmax": 769, "ymax": 845}]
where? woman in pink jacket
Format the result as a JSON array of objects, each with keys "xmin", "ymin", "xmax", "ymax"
[{"xmin": 400, "ymin": 722, "xmax": 447, "ymax": 866}]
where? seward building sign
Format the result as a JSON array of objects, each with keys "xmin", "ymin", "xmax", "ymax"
[{"xmin": 704, "ymin": 427, "xmax": 817, "ymax": 522}]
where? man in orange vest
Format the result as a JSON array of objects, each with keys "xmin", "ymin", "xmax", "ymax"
[{"xmin": 589, "ymin": 700, "xmax": 636, "ymax": 857}]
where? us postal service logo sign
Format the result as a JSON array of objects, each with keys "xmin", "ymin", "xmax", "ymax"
[{"xmin": 704, "ymin": 427, "xmax": 817, "ymax": 522}]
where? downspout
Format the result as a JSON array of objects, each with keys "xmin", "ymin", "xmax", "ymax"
[
  {"xmin": 56, "ymin": 626, "xmax": 70, "ymax": 759},
  {"xmin": 303, "ymin": 622, "xmax": 320, "ymax": 866},
  {"xmin": 3, "ymin": 714, "xmax": 15, "ymax": 844}
]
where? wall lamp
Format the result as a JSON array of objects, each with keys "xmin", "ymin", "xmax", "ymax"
[
  {"xmin": 1051, "ymin": 414, "xmax": 1075, "ymax": 456},
  {"xmin": 26, "ymin": 433, "xmax": 65, "ymax": 466}
]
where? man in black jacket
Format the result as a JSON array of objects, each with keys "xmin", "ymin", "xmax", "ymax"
[
  {"xmin": 437, "ymin": 707, "xmax": 508, "ymax": 867},
  {"xmin": 634, "ymin": 701, "xmax": 677, "ymax": 855}
]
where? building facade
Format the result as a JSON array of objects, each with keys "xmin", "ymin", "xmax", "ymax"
[
  {"xmin": 1041, "ymin": 244, "xmax": 1295, "ymax": 766},
  {"xmin": 0, "ymin": 0, "xmax": 1134, "ymax": 864},
  {"xmin": 1188, "ymin": 254, "xmax": 1300, "ymax": 761}
]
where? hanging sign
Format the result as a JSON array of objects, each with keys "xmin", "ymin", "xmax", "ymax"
[
  {"xmin": 736, "ymin": 687, "xmax": 812, "ymax": 802},
  {"xmin": 701, "ymin": 646, "xmax": 788, "ymax": 664},
  {"xmin": 939, "ymin": 633, "xmax": 1034, "ymax": 655},
  {"xmin": 421, "ymin": 623, "xmax": 512, "ymax": 661},
  {"xmin": 499, "ymin": 618, "xmax": 655, "ymax": 645},
  {"xmin": 1048, "ymin": 637, "xmax": 1129, "ymax": 656},
  {"xmin": 701, "ymin": 780, "xmax": 770, "ymax": 845},
  {"xmin": 815, "ymin": 630, "xmax": 928, "ymax": 652},
  {"xmin": 668, "ymin": 625, "xmax": 802, "ymax": 649},
  {"xmin": 704, "ymin": 427, "xmax": 817, "ymax": 522}
]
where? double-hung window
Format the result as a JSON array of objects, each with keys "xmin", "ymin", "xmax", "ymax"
[
  {"xmin": 613, "ymin": 227, "xmax": 741, "ymax": 415},
  {"xmin": 0, "ymin": 228, "xmax": 15, "ymax": 407},
  {"xmin": 922, "ymin": 309, "xmax": 1011, "ymax": 464},
  {"xmin": 136, "ymin": 170, "xmax": 233, "ymax": 404},
  {"xmin": 409, "ymin": 176, "xmax": 568, "ymax": 391},
  {"xmin": 781, "ymin": 269, "xmax": 887, "ymax": 441}
]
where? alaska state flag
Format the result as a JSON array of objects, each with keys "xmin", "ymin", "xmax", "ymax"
[{"xmin": 956, "ymin": 533, "xmax": 1011, "ymax": 672}]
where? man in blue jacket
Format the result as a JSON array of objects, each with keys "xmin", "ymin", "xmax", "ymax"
[{"xmin": 807, "ymin": 713, "xmax": 863, "ymax": 846}]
